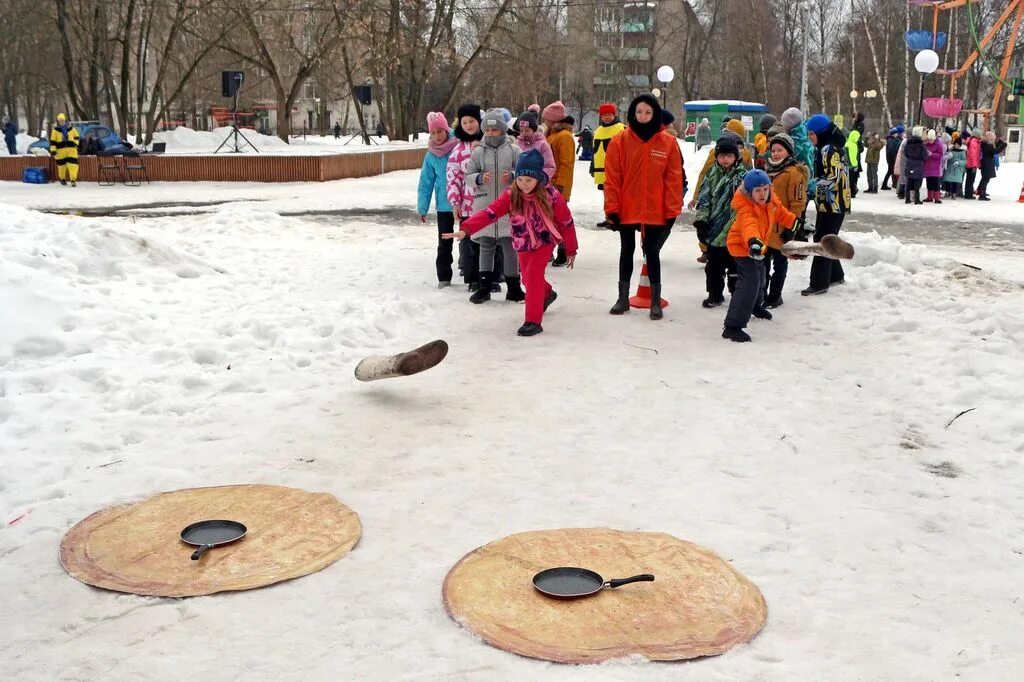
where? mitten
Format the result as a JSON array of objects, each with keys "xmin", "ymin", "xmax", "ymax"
[
  {"xmin": 606, "ymin": 212, "xmax": 620, "ymax": 226},
  {"xmin": 748, "ymin": 238, "xmax": 766, "ymax": 260}
]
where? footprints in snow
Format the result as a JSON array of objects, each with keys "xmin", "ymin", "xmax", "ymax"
[{"xmin": 901, "ymin": 428, "xmax": 964, "ymax": 479}]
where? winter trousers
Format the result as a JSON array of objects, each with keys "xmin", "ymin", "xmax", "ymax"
[
  {"xmin": 882, "ymin": 163, "xmax": 895, "ymax": 189},
  {"xmin": 477, "ymin": 236, "xmax": 519, "ymax": 277},
  {"xmin": 809, "ymin": 213, "xmax": 846, "ymax": 290},
  {"xmin": 458, "ymin": 224, "xmax": 479, "ymax": 284},
  {"xmin": 4, "ymin": 138, "xmax": 15, "ymax": 155},
  {"xmin": 977, "ymin": 174, "xmax": 991, "ymax": 197},
  {"xmin": 905, "ymin": 178, "xmax": 922, "ymax": 202},
  {"xmin": 763, "ymin": 248, "xmax": 788, "ymax": 302},
  {"xmin": 519, "ymin": 243, "xmax": 556, "ymax": 324},
  {"xmin": 867, "ymin": 163, "xmax": 879, "ymax": 192},
  {"xmin": 704, "ymin": 246, "xmax": 736, "ymax": 301},
  {"xmin": 724, "ymin": 257, "xmax": 765, "ymax": 329},
  {"xmin": 925, "ymin": 177, "xmax": 941, "ymax": 192},
  {"xmin": 849, "ymin": 167, "xmax": 860, "ymax": 196},
  {"xmin": 964, "ymin": 168, "xmax": 977, "ymax": 197},
  {"xmin": 619, "ymin": 226, "xmax": 671, "ymax": 285},
  {"xmin": 435, "ymin": 211, "xmax": 455, "ymax": 283},
  {"xmin": 57, "ymin": 159, "xmax": 79, "ymax": 182}
]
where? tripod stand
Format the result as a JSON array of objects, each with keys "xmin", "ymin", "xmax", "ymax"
[{"xmin": 214, "ymin": 94, "xmax": 259, "ymax": 153}]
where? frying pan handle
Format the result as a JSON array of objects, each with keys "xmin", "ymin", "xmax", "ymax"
[
  {"xmin": 606, "ymin": 574, "xmax": 655, "ymax": 589},
  {"xmin": 191, "ymin": 544, "xmax": 213, "ymax": 561}
]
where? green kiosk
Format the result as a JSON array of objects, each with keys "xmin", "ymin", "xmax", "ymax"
[{"xmin": 682, "ymin": 100, "xmax": 770, "ymax": 145}]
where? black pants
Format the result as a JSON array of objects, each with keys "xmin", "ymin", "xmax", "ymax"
[
  {"xmin": 849, "ymin": 167, "xmax": 860, "ymax": 196},
  {"xmin": 725, "ymin": 257, "xmax": 765, "ymax": 329},
  {"xmin": 882, "ymin": 161, "xmax": 895, "ymax": 188},
  {"xmin": 619, "ymin": 226, "xmax": 671, "ymax": 285},
  {"xmin": 704, "ymin": 245, "xmax": 735, "ymax": 300},
  {"xmin": 925, "ymin": 177, "xmax": 941, "ymax": 192},
  {"xmin": 4, "ymin": 139, "xmax": 15, "ymax": 155},
  {"xmin": 763, "ymin": 248, "xmax": 788, "ymax": 302},
  {"xmin": 459, "ymin": 230, "xmax": 480, "ymax": 284},
  {"xmin": 905, "ymin": 178, "xmax": 922, "ymax": 202},
  {"xmin": 435, "ymin": 211, "xmax": 454, "ymax": 282},
  {"xmin": 809, "ymin": 213, "xmax": 845, "ymax": 290},
  {"xmin": 964, "ymin": 168, "xmax": 977, "ymax": 197},
  {"xmin": 977, "ymin": 174, "xmax": 991, "ymax": 196},
  {"xmin": 867, "ymin": 163, "xmax": 879, "ymax": 191}
]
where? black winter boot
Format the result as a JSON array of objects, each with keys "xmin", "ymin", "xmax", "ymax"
[
  {"xmin": 609, "ymin": 281, "xmax": 631, "ymax": 315},
  {"xmin": 470, "ymin": 273, "xmax": 492, "ymax": 304},
  {"xmin": 722, "ymin": 327, "xmax": 751, "ymax": 342},
  {"xmin": 752, "ymin": 306, "xmax": 773, "ymax": 320},
  {"xmin": 517, "ymin": 322, "xmax": 543, "ymax": 336},
  {"xmin": 505, "ymin": 276, "xmax": 525, "ymax": 302},
  {"xmin": 649, "ymin": 284, "xmax": 663, "ymax": 320},
  {"xmin": 544, "ymin": 289, "xmax": 558, "ymax": 311}
]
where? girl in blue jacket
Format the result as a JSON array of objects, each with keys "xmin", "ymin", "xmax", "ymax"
[{"xmin": 418, "ymin": 112, "xmax": 459, "ymax": 287}]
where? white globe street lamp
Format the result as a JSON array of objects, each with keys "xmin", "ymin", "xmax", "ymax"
[
  {"xmin": 914, "ymin": 50, "xmax": 939, "ymax": 126},
  {"xmin": 656, "ymin": 65, "xmax": 675, "ymax": 107}
]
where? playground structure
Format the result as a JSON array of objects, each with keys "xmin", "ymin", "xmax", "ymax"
[{"xmin": 908, "ymin": 0, "xmax": 1024, "ymax": 130}]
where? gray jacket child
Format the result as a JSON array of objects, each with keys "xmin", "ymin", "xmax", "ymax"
[{"xmin": 465, "ymin": 134, "xmax": 520, "ymax": 242}]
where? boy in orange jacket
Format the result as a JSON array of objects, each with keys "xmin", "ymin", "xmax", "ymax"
[{"xmin": 722, "ymin": 170, "xmax": 797, "ymax": 342}]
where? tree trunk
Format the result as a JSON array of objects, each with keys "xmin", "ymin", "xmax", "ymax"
[{"xmin": 861, "ymin": 9, "xmax": 893, "ymax": 128}]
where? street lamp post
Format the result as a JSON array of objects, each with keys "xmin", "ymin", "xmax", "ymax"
[
  {"xmin": 914, "ymin": 49, "xmax": 939, "ymax": 127},
  {"xmin": 656, "ymin": 65, "xmax": 675, "ymax": 110}
]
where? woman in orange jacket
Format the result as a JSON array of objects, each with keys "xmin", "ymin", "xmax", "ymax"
[
  {"xmin": 722, "ymin": 170, "xmax": 797, "ymax": 342},
  {"xmin": 603, "ymin": 93, "xmax": 683, "ymax": 320}
]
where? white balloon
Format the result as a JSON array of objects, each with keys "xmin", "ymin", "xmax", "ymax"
[
  {"xmin": 656, "ymin": 65, "xmax": 675, "ymax": 83},
  {"xmin": 915, "ymin": 50, "xmax": 939, "ymax": 75}
]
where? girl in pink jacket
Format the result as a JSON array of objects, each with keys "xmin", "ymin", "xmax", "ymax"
[
  {"xmin": 514, "ymin": 110, "xmax": 556, "ymax": 180},
  {"xmin": 964, "ymin": 129, "xmax": 982, "ymax": 199},
  {"xmin": 445, "ymin": 149, "xmax": 578, "ymax": 337},
  {"xmin": 445, "ymin": 104, "xmax": 484, "ymax": 287}
]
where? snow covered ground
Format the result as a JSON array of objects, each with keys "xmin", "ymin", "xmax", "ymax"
[{"xmin": 2, "ymin": 159, "xmax": 1023, "ymax": 681}]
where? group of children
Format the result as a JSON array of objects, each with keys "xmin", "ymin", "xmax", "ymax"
[
  {"xmin": 418, "ymin": 102, "xmax": 580, "ymax": 337},
  {"xmin": 417, "ymin": 98, "xmax": 847, "ymax": 343},
  {"xmin": 880, "ymin": 125, "xmax": 1005, "ymax": 203}
]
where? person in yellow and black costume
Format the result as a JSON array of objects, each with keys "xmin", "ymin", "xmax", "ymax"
[
  {"xmin": 49, "ymin": 114, "xmax": 80, "ymax": 186},
  {"xmin": 590, "ymin": 103, "xmax": 625, "ymax": 228}
]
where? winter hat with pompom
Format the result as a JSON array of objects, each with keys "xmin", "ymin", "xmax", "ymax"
[
  {"xmin": 806, "ymin": 114, "xmax": 831, "ymax": 135},
  {"xmin": 743, "ymin": 169, "xmax": 772, "ymax": 194},
  {"xmin": 781, "ymin": 107, "xmax": 803, "ymax": 130},
  {"xmin": 515, "ymin": 148, "xmax": 547, "ymax": 183},
  {"xmin": 528, "ymin": 103, "xmax": 541, "ymax": 114},
  {"xmin": 426, "ymin": 111, "xmax": 448, "ymax": 133},
  {"xmin": 542, "ymin": 100, "xmax": 567, "ymax": 123}
]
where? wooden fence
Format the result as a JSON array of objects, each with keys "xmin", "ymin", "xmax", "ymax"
[{"xmin": 0, "ymin": 148, "xmax": 426, "ymax": 183}]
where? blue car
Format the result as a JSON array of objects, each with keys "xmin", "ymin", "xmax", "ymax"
[{"xmin": 28, "ymin": 121, "xmax": 134, "ymax": 156}]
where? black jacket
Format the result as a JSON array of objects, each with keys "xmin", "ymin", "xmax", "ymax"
[
  {"xmin": 885, "ymin": 135, "xmax": 902, "ymax": 164},
  {"xmin": 902, "ymin": 138, "xmax": 929, "ymax": 180}
]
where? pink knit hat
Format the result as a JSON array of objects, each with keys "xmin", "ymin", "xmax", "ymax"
[
  {"xmin": 527, "ymin": 103, "xmax": 541, "ymax": 114},
  {"xmin": 542, "ymin": 101, "xmax": 566, "ymax": 123},
  {"xmin": 426, "ymin": 111, "xmax": 448, "ymax": 134}
]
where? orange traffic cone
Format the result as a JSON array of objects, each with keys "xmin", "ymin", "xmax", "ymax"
[
  {"xmin": 1018, "ymin": 181, "xmax": 1024, "ymax": 203},
  {"xmin": 629, "ymin": 259, "xmax": 669, "ymax": 309}
]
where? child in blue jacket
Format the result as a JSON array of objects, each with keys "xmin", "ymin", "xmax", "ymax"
[{"xmin": 418, "ymin": 112, "xmax": 459, "ymax": 287}]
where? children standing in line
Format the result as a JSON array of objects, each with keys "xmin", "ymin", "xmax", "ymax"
[
  {"xmin": 763, "ymin": 133, "xmax": 808, "ymax": 309},
  {"xmin": 445, "ymin": 149, "xmax": 579, "ymax": 337},
  {"xmin": 417, "ymin": 112, "xmax": 459, "ymax": 288},
  {"xmin": 446, "ymin": 104, "xmax": 484, "ymax": 290},
  {"xmin": 694, "ymin": 137, "xmax": 747, "ymax": 308},
  {"xmin": 722, "ymin": 170, "xmax": 798, "ymax": 342},
  {"xmin": 943, "ymin": 133, "xmax": 966, "ymax": 199},
  {"xmin": 463, "ymin": 109, "xmax": 523, "ymax": 304}
]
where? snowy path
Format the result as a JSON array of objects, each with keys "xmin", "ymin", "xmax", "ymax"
[{"xmin": 2, "ymin": 165, "xmax": 1023, "ymax": 681}]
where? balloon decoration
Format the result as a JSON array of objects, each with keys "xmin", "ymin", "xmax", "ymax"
[
  {"xmin": 922, "ymin": 97, "xmax": 963, "ymax": 118},
  {"xmin": 905, "ymin": 30, "xmax": 948, "ymax": 52}
]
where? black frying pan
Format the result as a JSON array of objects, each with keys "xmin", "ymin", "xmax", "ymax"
[
  {"xmin": 532, "ymin": 567, "xmax": 655, "ymax": 599},
  {"xmin": 180, "ymin": 520, "xmax": 247, "ymax": 560}
]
